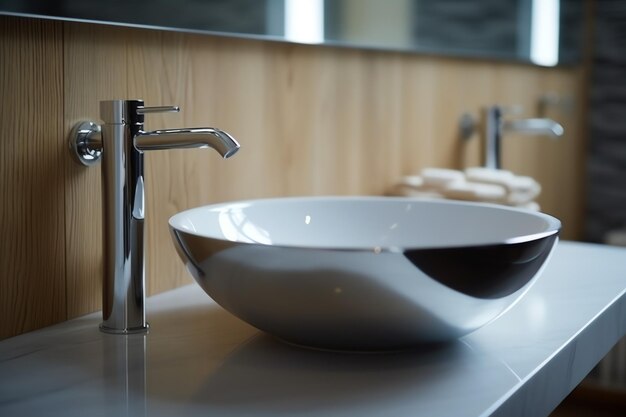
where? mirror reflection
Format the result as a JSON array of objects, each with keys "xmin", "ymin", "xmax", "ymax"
[{"xmin": 0, "ymin": 0, "xmax": 582, "ymax": 66}]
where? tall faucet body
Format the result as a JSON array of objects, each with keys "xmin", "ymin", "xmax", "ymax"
[
  {"xmin": 481, "ymin": 105, "xmax": 563, "ymax": 170},
  {"xmin": 70, "ymin": 99, "xmax": 239, "ymax": 334},
  {"xmin": 99, "ymin": 100, "xmax": 151, "ymax": 333}
]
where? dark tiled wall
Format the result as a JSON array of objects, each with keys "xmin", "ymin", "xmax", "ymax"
[{"xmin": 586, "ymin": 0, "xmax": 626, "ymax": 242}]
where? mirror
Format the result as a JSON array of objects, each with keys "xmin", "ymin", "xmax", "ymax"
[{"xmin": 0, "ymin": 0, "xmax": 583, "ymax": 66}]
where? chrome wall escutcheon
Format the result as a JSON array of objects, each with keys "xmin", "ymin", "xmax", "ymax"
[{"xmin": 69, "ymin": 120, "xmax": 103, "ymax": 166}]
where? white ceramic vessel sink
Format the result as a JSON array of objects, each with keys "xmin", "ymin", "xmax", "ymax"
[{"xmin": 169, "ymin": 197, "xmax": 560, "ymax": 350}]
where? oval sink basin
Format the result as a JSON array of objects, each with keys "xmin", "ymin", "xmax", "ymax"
[{"xmin": 169, "ymin": 197, "xmax": 560, "ymax": 350}]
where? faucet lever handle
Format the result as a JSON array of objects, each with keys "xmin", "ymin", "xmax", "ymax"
[{"xmin": 136, "ymin": 105, "xmax": 180, "ymax": 115}]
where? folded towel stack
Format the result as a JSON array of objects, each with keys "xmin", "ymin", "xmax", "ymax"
[{"xmin": 388, "ymin": 167, "xmax": 541, "ymax": 210}]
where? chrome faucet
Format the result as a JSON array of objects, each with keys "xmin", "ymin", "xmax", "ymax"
[
  {"xmin": 69, "ymin": 99, "xmax": 240, "ymax": 334},
  {"xmin": 481, "ymin": 105, "xmax": 563, "ymax": 170}
]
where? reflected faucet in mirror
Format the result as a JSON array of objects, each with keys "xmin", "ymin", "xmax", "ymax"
[
  {"xmin": 460, "ymin": 105, "xmax": 564, "ymax": 170},
  {"xmin": 69, "ymin": 99, "xmax": 240, "ymax": 334}
]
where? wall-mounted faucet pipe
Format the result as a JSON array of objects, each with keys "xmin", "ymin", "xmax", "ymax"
[{"xmin": 69, "ymin": 99, "xmax": 240, "ymax": 334}]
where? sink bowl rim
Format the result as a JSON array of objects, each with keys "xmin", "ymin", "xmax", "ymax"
[{"xmin": 168, "ymin": 196, "xmax": 561, "ymax": 253}]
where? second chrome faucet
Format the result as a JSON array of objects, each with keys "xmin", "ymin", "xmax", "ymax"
[
  {"xmin": 70, "ymin": 99, "xmax": 240, "ymax": 334},
  {"xmin": 460, "ymin": 105, "xmax": 564, "ymax": 170},
  {"xmin": 481, "ymin": 105, "xmax": 563, "ymax": 170}
]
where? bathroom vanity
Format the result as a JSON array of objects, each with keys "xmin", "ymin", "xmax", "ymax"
[{"xmin": 0, "ymin": 241, "xmax": 625, "ymax": 417}]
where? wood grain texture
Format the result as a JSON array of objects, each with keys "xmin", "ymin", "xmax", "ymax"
[
  {"xmin": 63, "ymin": 22, "xmax": 128, "ymax": 318},
  {"xmin": 126, "ymin": 29, "xmax": 207, "ymax": 295},
  {"xmin": 0, "ymin": 17, "xmax": 66, "ymax": 339},
  {"xmin": 498, "ymin": 65, "xmax": 586, "ymax": 239},
  {"xmin": 0, "ymin": 16, "xmax": 589, "ymax": 338}
]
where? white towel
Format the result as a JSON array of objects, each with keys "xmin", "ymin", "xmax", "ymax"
[
  {"xmin": 421, "ymin": 168, "xmax": 465, "ymax": 188},
  {"xmin": 442, "ymin": 181, "xmax": 507, "ymax": 203},
  {"xmin": 388, "ymin": 167, "xmax": 541, "ymax": 210},
  {"xmin": 387, "ymin": 176, "xmax": 444, "ymax": 199}
]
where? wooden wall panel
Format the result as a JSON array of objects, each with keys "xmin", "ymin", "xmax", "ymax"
[
  {"xmin": 64, "ymin": 23, "xmax": 128, "ymax": 318},
  {"xmin": 0, "ymin": 17, "xmax": 66, "ymax": 339},
  {"xmin": 0, "ymin": 15, "xmax": 588, "ymax": 339},
  {"xmin": 499, "ymin": 65, "xmax": 586, "ymax": 239},
  {"xmin": 127, "ymin": 30, "xmax": 212, "ymax": 295}
]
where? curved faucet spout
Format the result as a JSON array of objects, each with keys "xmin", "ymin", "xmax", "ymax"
[
  {"xmin": 134, "ymin": 128, "xmax": 240, "ymax": 158},
  {"xmin": 503, "ymin": 119, "xmax": 564, "ymax": 137}
]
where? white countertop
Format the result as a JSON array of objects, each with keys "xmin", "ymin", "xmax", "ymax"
[{"xmin": 1, "ymin": 241, "xmax": 625, "ymax": 417}]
